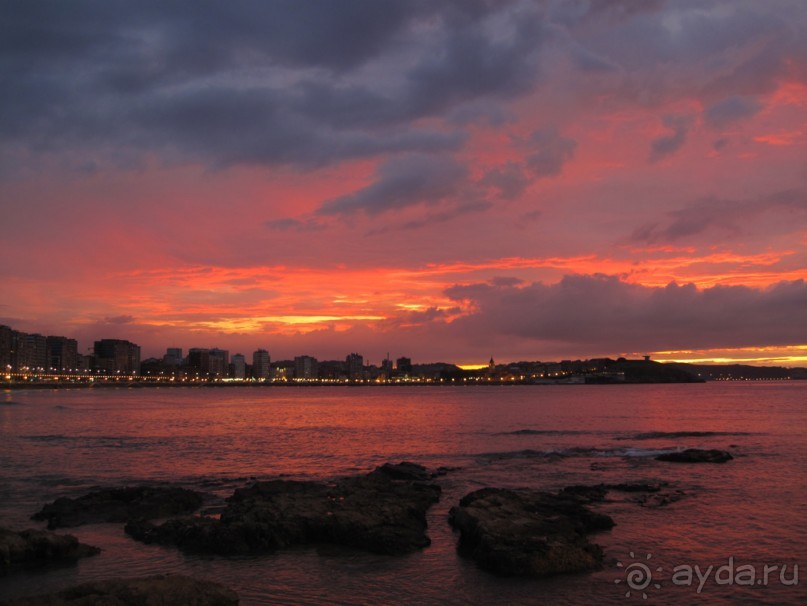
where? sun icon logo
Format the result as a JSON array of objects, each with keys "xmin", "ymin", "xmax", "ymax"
[{"xmin": 615, "ymin": 552, "xmax": 663, "ymax": 599}]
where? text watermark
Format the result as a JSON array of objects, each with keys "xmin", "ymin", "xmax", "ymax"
[{"xmin": 615, "ymin": 552, "xmax": 799, "ymax": 599}]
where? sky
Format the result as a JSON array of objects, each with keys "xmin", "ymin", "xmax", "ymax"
[{"xmin": 1, "ymin": 0, "xmax": 806, "ymax": 366}]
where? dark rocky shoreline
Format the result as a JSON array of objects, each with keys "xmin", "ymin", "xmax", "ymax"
[
  {"xmin": 0, "ymin": 574, "xmax": 239, "ymax": 606},
  {"xmin": 32, "ymin": 485, "xmax": 206, "ymax": 529},
  {"xmin": 4, "ymin": 455, "xmax": 734, "ymax": 603},
  {"xmin": 125, "ymin": 462, "xmax": 442, "ymax": 556},
  {"xmin": 0, "ymin": 527, "xmax": 100, "ymax": 571}
]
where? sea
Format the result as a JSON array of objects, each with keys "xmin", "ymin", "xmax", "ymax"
[{"xmin": 0, "ymin": 383, "xmax": 804, "ymax": 605}]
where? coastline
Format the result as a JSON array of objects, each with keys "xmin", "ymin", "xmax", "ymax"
[{"xmin": 2, "ymin": 378, "xmax": 715, "ymax": 390}]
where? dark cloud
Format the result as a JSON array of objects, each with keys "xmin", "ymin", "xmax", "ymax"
[
  {"xmin": 631, "ymin": 190, "xmax": 807, "ymax": 243},
  {"xmin": 704, "ymin": 96, "xmax": 763, "ymax": 129},
  {"xmin": 403, "ymin": 6, "xmax": 545, "ymax": 118},
  {"xmin": 378, "ymin": 306, "xmax": 454, "ymax": 331},
  {"xmin": 480, "ymin": 162, "xmax": 530, "ymax": 200},
  {"xmin": 712, "ymin": 138, "xmax": 729, "ymax": 152},
  {"xmin": 265, "ymin": 218, "xmax": 325, "ymax": 232},
  {"xmin": 566, "ymin": 39, "xmax": 620, "ymax": 73},
  {"xmin": 490, "ymin": 276, "xmax": 524, "ymax": 287},
  {"xmin": 104, "ymin": 315, "xmax": 136, "ymax": 325},
  {"xmin": 0, "ymin": 0, "xmax": 545, "ymax": 175},
  {"xmin": 549, "ymin": 0, "xmax": 666, "ymax": 28},
  {"xmin": 3, "ymin": 1, "xmax": 804, "ymax": 178},
  {"xmin": 0, "ymin": 0, "xmax": 423, "ymax": 75},
  {"xmin": 555, "ymin": 1, "xmax": 806, "ymax": 112},
  {"xmin": 317, "ymin": 155, "xmax": 468, "ymax": 217},
  {"xmin": 471, "ymin": 128, "xmax": 577, "ymax": 206},
  {"xmin": 445, "ymin": 274, "xmax": 807, "ymax": 352},
  {"xmin": 377, "ymin": 200, "xmax": 494, "ymax": 233},
  {"xmin": 518, "ymin": 209, "xmax": 543, "ymax": 226},
  {"xmin": 649, "ymin": 115, "xmax": 692, "ymax": 162},
  {"xmin": 523, "ymin": 128, "xmax": 578, "ymax": 178}
]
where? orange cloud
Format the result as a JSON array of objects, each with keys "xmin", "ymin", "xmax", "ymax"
[
  {"xmin": 63, "ymin": 247, "xmax": 799, "ymax": 340},
  {"xmin": 753, "ymin": 129, "xmax": 807, "ymax": 146}
]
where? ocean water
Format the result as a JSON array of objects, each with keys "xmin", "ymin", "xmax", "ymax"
[{"xmin": 0, "ymin": 383, "xmax": 804, "ymax": 605}]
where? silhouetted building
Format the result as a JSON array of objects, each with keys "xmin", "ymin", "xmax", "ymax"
[
  {"xmin": 0, "ymin": 325, "xmax": 13, "ymax": 371},
  {"xmin": 12, "ymin": 333, "xmax": 48, "ymax": 371},
  {"xmin": 47, "ymin": 336, "xmax": 78, "ymax": 371},
  {"xmin": 209, "ymin": 348, "xmax": 229, "ymax": 378},
  {"xmin": 76, "ymin": 353, "xmax": 92, "ymax": 372},
  {"xmin": 396, "ymin": 357, "xmax": 412, "ymax": 374},
  {"xmin": 318, "ymin": 360, "xmax": 346, "ymax": 380},
  {"xmin": 231, "ymin": 353, "xmax": 246, "ymax": 379},
  {"xmin": 164, "ymin": 348, "xmax": 183, "ymax": 366},
  {"xmin": 294, "ymin": 355, "xmax": 319, "ymax": 379},
  {"xmin": 253, "ymin": 349, "xmax": 270, "ymax": 380},
  {"xmin": 346, "ymin": 352, "xmax": 364, "ymax": 380},
  {"xmin": 187, "ymin": 348, "xmax": 210, "ymax": 375},
  {"xmin": 94, "ymin": 339, "xmax": 140, "ymax": 374}
]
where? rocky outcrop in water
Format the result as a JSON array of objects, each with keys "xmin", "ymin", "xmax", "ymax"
[
  {"xmin": 656, "ymin": 449, "xmax": 734, "ymax": 463},
  {"xmin": 560, "ymin": 482, "xmax": 666, "ymax": 503},
  {"xmin": 32, "ymin": 486, "xmax": 205, "ymax": 529},
  {"xmin": 560, "ymin": 482, "xmax": 684, "ymax": 508},
  {"xmin": 448, "ymin": 487, "xmax": 614, "ymax": 577},
  {"xmin": 0, "ymin": 526, "xmax": 99, "ymax": 570},
  {"xmin": 126, "ymin": 462, "xmax": 441, "ymax": 556},
  {"xmin": 0, "ymin": 574, "xmax": 238, "ymax": 605}
]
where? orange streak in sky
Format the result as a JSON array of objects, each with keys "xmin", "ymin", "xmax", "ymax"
[{"xmin": 78, "ymin": 248, "xmax": 799, "ymax": 333}]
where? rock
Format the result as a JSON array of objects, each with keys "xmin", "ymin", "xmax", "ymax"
[
  {"xmin": 608, "ymin": 482, "xmax": 665, "ymax": 493},
  {"xmin": 560, "ymin": 484, "xmax": 609, "ymax": 503},
  {"xmin": 0, "ymin": 574, "xmax": 238, "ymax": 605},
  {"xmin": 560, "ymin": 482, "xmax": 666, "ymax": 503},
  {"xmin": 655, "ymin": 449, "xmax": 734, "ymax": 463},
  {"xmin": 432, "ymin": 466, "xmax": 462, "ymax": 477},
  {"xmin": 371, "ymin": 461, "xmax": 431, "ymax": 481},
  {"xmin": 561, "ymin": 482, "xmax": 678, "ymax": 509},
  {"xmin": 449, "ymin": 488, "xmax": 614, "ymax": 577},
  {"xmin": 0, "ymin": 526, "xmax": 99, "ymax": 570},
  {"xmin": 126, "ymin": 462, "xmax": 441, "ymax": 556},
  {"xmin": 635, "ymin": 490, "xmax": 686, "ymax": 508},
  {"xmin": 32, "ymin": 486, "xmax": 205, "ymax": 529}
]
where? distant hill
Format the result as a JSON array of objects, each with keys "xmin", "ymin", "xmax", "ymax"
[
  {"xmin": 606, "ymin": 359, "xmax": 704, "ymax": 383},
  {"xmin": 668, "ymin": 363, "xmax": 807, "ymax": 381}
]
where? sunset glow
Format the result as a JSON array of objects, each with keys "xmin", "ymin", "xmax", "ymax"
[{"xmin": 1, "ymin": 1, "xmax": 805, "ymax": 365}]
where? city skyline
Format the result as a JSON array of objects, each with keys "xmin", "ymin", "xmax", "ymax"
[{"xmin": 1, "ymin": 2, "xmax": 806, "ymax": 367}]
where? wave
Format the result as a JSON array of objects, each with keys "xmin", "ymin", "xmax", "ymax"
[
  {"xmin": 475, "ymin": 446, "xmax": 681, "ymax": 461},
  {"xmin": 494, "ymin": 429, "xmax": 592, "ymax": 436},
  {"xmin": 0, "ymin": 400, "xmax": 22, "ymax": 406},
  {"xmin": 615, "ymin": 431, "xmax": 755, "ymax": 441},
  {"xmin": 24, "ymin": 434, "xmax": 71, "ymax": 441},
  {"xmin": 22, "ymin": 434, "xmax": 173, "ymax": 449}
]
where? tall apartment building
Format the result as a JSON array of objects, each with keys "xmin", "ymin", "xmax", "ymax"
[
  {"xmin": 252, "ymin": 349, "xmax": 270, "ymax": 380},
  {"xmin": 17, "ymin": 333, "xmax": 48, "ymax": 370},
  {"xmin": 187, "ymin": 348, "xmax": 210, "ymax": 375},
  {"xmin": 47, "ymin": 336, "xmax": 78, "ymax": 371},
  {"xmin": 3, "ymin": 326, "xmax": 80, "ymax": 373},
  {"xmin": 163, "ymin": 348, "xmax": 183, "ymax": 366},
  {"xmin": 94, "ymin": 339, "xmax": 141, "ymax": 373},
  {"xmin": 294, "ymin": 355, "xmax": 319, "ymax": 379},
  {"xmin": 346, "ymin": 352, "xmax": 364, "ymax": 380},
  {"xmin": 0, "ymin": 325, "xmax": 13, "ymax": 371},
  {"xmin": 231, "ymin": 353, "xmax": 246, "ymax": 379},
  {"xmin": 396, "ymin": 357, "xmax": 413, "ymax": 375},
  {"xmin": 208, "ymin": 348, "xmax": 229, "ymax": 378}
]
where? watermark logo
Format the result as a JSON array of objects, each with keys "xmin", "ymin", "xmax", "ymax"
[
  {"xmin": 615, "ymin": 552, "xmax": 799, "ymax": 598},
  {"xmin": 615, "ymin": 552, "xmax": 663, "ymax": 599}
]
